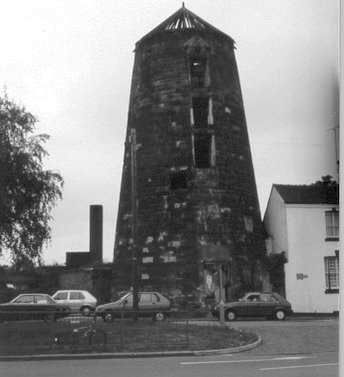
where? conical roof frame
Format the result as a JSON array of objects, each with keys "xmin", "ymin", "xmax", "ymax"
[{"xmin": 138, "ymin": 4, "xmax": 233, "ymax": 44}]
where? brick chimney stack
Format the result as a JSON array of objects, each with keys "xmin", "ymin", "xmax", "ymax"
[{"xmin": 90, "ymin": 205, "xmax": 103, "ymax": 263}]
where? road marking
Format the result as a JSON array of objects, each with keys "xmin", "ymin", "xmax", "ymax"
[
  {"xmin": 260, "ymin": 362, "xmax": 338, "ymax": 371},
  {"xmin": 181, "ymin": 356, "xmax": 316, "ymax": 365}
]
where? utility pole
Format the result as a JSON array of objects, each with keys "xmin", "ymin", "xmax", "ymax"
[
  {"xmin": 334, "ymin": 125, "xmax": 339, "ymax": 183},
  {"xmin": 218, "ymin": 264, "xmax": 225, "ymax": 324},
  {"xmin": 327, "ymin": 125, "xmax": 339, "ymax": 182},
  {"xmin": 130, "ymin": 128, "xmax": 139, "ymax": 317}
]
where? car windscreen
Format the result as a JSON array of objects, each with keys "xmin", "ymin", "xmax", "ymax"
[
  {"xmin": 273, "ymin": 293, "xmax": 289, "ymax": 305},
  {"xmin": 53, "ymin": 292, "xmax": 68, "ymax": 300},
  {"xmin": 119, "ymin": 293, "xmax": 131, "ymax": 304},
  {"xmin": 44, "ymin": 295, "xmax": 56, "ymax": 304}
]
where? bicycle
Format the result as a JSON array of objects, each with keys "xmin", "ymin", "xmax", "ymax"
[{"xmin": 50, "ymin": 314, "xmax": 107, "ymax": 348}]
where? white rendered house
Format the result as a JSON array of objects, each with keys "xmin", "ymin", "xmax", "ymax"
[{"xmin": 264, "ymin": 182, "xmax": 339, "ymax": 313}]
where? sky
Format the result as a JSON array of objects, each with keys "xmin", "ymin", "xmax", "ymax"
[{"xmin": 0, "ymin": 0, "xmax": 339, "ymax": 265}]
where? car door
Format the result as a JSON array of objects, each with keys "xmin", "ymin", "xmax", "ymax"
[
  {"xmin": 69, "ymin": 291, "xmax": 86, "ymax": 312},
  {"xmin": 152, "ymin": 293, "xmax": 163, "ymax": 309},
  {"xmin": 11, "ymin": 294, "xmax": 36, "ymax": 320},
  {"xmin": 121, "ymin": 293, "xmax": 134, "ymax": 313},
  {"xmin": 34, "ymin": 295, "xmax": 53, "ymax": 319},
  {"xmin": 139, "ymin": 293, "xmax": 153, "ymax": 313},
  {"xmin": 53, "ymin": 291, "xmax": 69, "ymax": 305},
  {"xmin": 240, "ymin": 293, "xmax": 261, "ymax": 316},
  {"xmin": 257, "ymin": 293, "xmax": 278, "ymax": 316}
]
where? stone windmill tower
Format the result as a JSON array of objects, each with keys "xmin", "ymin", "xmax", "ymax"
[{"xmin": 114, "ymin": 5, "xmax": 267, "ymax": 302}]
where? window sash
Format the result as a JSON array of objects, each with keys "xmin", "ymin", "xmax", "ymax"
[
  {"xmin": 324, "ymin": 256, "xmax": 339, "ymax": 289},
  {"xmin": 325, "ymin": 212, "xmax": 339, "ymax": 237}
]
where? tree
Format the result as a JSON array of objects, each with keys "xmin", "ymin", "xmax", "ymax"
[
  {"xmin": 313, "ymin": 175, "xmax": 338, "ymax": 203},
  {"xmin": 0, "ymin": 92, "xmax": 64, "ymax": 267}
]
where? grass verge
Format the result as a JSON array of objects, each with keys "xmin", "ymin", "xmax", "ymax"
[{"xmin": 0, "ymin": 317, "xmax": 258, "ymax": 355}]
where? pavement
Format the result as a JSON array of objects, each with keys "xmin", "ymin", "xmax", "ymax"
[{"xmin": 0, "ymin": 314, "xmax": 338, "ymax": 361}]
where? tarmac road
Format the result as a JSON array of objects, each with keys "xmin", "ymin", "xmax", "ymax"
[
  {"xmin": 0, "ymin": 352, "xmax": 339, "ymax": 377},
  {"xmin": 0, "ymin": 318, "xmax": 339, "ymax": 377},
  {"xmin": 229, "ymin": 317, "xmax": 339, "ymax": 356}
]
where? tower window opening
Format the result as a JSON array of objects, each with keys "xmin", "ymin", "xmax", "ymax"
[
  {"xmin": 190, "ymin": 57, "xmax": 207, "ymax": 86},
  {"xmin": 194, "ymin": 134, "xmax": 212, "ymax": 168},
  {"xmin": 169, "ymin": 171, "xmax": 188, "ymax": 190},
  {"xmin": 244, "ymin": 215, "xmax": 254, "ymax": 232},
  {"xmin": 192, "ymin": 97, "xmax": 209, "ymax": 128}
]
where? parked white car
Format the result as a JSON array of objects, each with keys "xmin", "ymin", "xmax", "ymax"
[{"xmin": 52, "ymin": 290, "xmax": 97, "ymax": 316}]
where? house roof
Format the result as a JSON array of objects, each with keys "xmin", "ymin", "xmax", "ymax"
[
  {"xmin": 274, "ymin": 183, "xmax": 338, "ymax": 205},
  {"xmin": 139, "ymin": 4, "xmax": 233, "ymax": 43}
]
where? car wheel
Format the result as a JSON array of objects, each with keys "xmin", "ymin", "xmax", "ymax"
[
  {"xmin": 225, "ymin": 310, "xmax": 236, "ymax": 321},
  {"xmin": 81, "ymin": 306, "xmax": 92, "ymax": 317},
  {"xmin": 44, "ymin": 313, "xmax": 56, "ymax": 323},
  {"xmin": 103, "ymin": 312, "xmax": 114, "ymax": 323},
  {"xmin": 153, "ymin": 312, "xmax": 165, "ymax": 321},
  {"xmin": 275, "ymin": 309, "xmax": 286, "ymax": 320}
]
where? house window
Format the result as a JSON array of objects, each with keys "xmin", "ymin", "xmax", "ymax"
[
  {"xmin": 324, "ymin": 256, "xmax": 339, "ymax": 293},
  {"xmin": 325, "ymin": 211, "xmax": 339, "ymax": 238},
  {"xmin": 192, "ymin": 97, "xmax": 209, "ymax": 128}
]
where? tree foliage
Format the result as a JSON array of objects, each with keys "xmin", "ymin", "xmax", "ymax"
[
  {"xmin": 313, "ymin": 175, "xmax": 338, "ymax": 204},
  {"xmin": 0, "ymin": 92, "xmax": 64, "ymax": 266}
]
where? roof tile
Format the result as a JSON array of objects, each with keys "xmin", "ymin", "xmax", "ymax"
[{"xmin": 274, "ymin": 183, "xmax": 338, "ymax": 205}]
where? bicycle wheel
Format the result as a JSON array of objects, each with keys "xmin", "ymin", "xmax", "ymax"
[
  {"xmin": 88, "ymin": 329, "xmax": 107, "ymax": 347},
  {"xmin": 44, "ymin": 313, "xmax": 56, "ymax": 323}
]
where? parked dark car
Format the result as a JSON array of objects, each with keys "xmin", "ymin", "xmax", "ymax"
[
  {"xmin": 96, "ymin": 292, "xmax": 171, "ymax": 322},
  {"xmin": 0, "ymin": 293, "xmax": 71, "ymax": 323},
  {"xmin": 169, "ymin": 294, "xmax": 203, "ymax": 310},
  {"xmin": 212, "ymin": 292, "xmax": 292, "ymax": 321}
]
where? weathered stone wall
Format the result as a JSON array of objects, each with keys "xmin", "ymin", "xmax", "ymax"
[
  {"xmin": 114, "ymin": 28, "xmax": 266, "ymax": 301},
  {"xmin": 59, "ymin": 270, "xmax": 93, "ymax": 292},
  {"xmin": 59, "ymin": 267, "xmax": 112, "ymax": 305}
]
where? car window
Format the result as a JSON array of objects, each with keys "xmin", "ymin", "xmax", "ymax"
[
  {"xmin": 152, "ymin": 293, "xmax": 160, "ymax": 303},
  {"xmin": 13, "ymin": 295, "xmax": 35, "ymax": 304},
  {"xmin": 70, "ymin": 292, "xmax": 85, "ymax": 300},
  {"xmin": 270, "ymin": 295, "xmax": 278, "ymax": 302},
  {"xmin": 35, "ymin": 295, "xmax": 48, "ymax": 304},
  {"xmin": 54, "ymin": 292, "xmax": 68, "ymax": 300},
  {"xmin": 122, "ymin": 294, "xmax": 133, "ymax": 305},
  {"xmin": 245, "ymin": 294, "xmax": 260, "ymax": 302},
  {"xmin": 140, "ymin": 293, "xmax": 152, "ymax": 303},
  {"xmin": 260, "ymin": 294, "xmax": 271, "ymax": 302}
]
